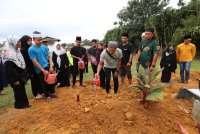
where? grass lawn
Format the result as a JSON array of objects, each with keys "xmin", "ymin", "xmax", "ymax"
[{"xmin": 0, "ymin": 58, "xmax": 199, "ymax": 114}]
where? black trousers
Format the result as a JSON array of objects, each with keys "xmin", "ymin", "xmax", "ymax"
[
  {"xmin": 69, "ymin": 66, "xmax": 74, "ymax": 75},
  {"xmin": 10, "ymin": 83, "xmax": 29, "ymax": 109},
  {"xmin": 0, "ymin": 80, "xmax": 3, "ymax": 91},
  {"xmin": 104, "ymin": 68, "xmax": 118, "ymax": 94},
  {"xmin": 57, "ymin": 68, "xmax": 70, "ymax": 87},
  {"xmin": 161, "ymin": 67, "xmax": 172, "ymax": 83},
  {"xmin": 31, "ymin": 73, "xmax": 43, "ymax": 97},
  {"xmin": 0, "ymin": 62, "xmax": 3, "ymax": 91},
  {"xmin": 85, "ymin": 62, "xmax": 89, "ymax": 73},
  {"xmin": 39, "ymin": 67, "xmax": 55, "ymax": 97},
  {"xmin": 91, "ymin": 64, "xmax": 97, "ymax": 75},
  {"xmin": 73, "ymin": 62, "xmax": 84, "ymax": 85},
  {"xmin": 0, "ymin": 60, "xmax": 7, "ymax": 88},
  {"xmin": 99, "ymin": 68, "xmax": 105, "ymax": 88}
]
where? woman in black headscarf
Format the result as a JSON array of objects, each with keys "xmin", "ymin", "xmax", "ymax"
[
  {"xmin": 20, "ymin": 35, "xmax": 43, "ymax": 99},
  {"xmin": 160, "ymin": 42, "xmax": 177, "ymax": 83},
  {"xmin": 52, "ymin": 44, "xmax": 70, "ymax": 87}
]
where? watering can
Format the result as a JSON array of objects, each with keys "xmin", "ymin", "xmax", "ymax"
[
  {"xmin": 93, "ymin": 75, "xmax": 100, "ymax": 86},
  {"xmin": 78, "ymin": 60, "xmax": 85, "ymax": 69},
  {"xmin": 44, "ymin": 73, "xmax": 57, "ymax": 84}
]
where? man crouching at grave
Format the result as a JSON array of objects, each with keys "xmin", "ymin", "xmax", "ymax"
[{"xmin": 95, "ymin": 41, "xmax": 122, "ymax": 97}]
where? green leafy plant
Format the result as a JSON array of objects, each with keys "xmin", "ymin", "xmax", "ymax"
[{"xmin": 129, "ymin": 67, "xmax": 166, "ymax": 104}]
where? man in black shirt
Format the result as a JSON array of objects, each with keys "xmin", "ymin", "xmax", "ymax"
[
  {"xmin": 88, "ymin": 39, "xmax": 98, "ymax": 75},
  {"xmin": 70, "ymin": 36, "xmax": 86, "ymax": 88},
  {"xmin": 118, "ymin": 32, "xmax": 134, "ymax": 85}
]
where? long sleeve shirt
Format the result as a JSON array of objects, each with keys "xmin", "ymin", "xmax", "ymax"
[{"xmin": 176, "ymin": 43, "xmax": 196, "ymax": 62}]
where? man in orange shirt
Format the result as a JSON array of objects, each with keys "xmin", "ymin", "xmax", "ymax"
[{"xmin": 176, "ymin": 35, "xmax": 196, "ymax": 84}]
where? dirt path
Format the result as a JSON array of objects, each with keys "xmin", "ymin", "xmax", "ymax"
[{"xmin": 0, "ymin": 72, "xmax": 199, "ymax": 134}]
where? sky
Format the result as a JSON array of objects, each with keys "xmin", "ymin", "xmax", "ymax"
[{"xmin": 0, "ymin": 0, "xmax": 189, "ymax": 43}]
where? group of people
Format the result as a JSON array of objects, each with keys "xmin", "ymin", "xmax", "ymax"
[{"xmin": 0, "ymin": 27, "xmax": 196, "ymax": 109}]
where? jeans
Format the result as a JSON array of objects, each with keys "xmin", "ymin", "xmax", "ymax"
[
  {"xmin": 179, "ymin": 62, "xmax": 191, "ymax": 81},
  {"xmin": 104, "ymin": 68, "xmax": 118, "ymax": 94}
]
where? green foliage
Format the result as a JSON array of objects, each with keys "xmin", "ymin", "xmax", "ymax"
[
  {"xmin": 129, "ymin": 67, "xmax": 166, "ymax": 103},
  {"xmin": 83, "ymin": 39, "xmax": 91, "ymax": 46},
  {"xmin": 104, "ymin": 0, "xmax": 169, "ymax": 48},
  {"xmin": 103, "ymin": 28, "xmax": 122, "ymax": 44},
  {"xmin": 178, "ymin": 0, "xmax": 185, "ymax": 7},
  {"xmin": 104, "ymin": 0, "xmax": 200, "ymax": 53}
]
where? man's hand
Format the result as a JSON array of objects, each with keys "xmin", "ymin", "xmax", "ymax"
[
  {"xmin": 168, "ymin": 64, "xmax": 171, "ymax": 67},
  {"xmin": 127, "ymin": 62, "xmax": 131, "ymax": 67},
  {"xmin": 49, "ymin": 67, "xmax": 54, "ymax": 73},
  {"xmin": 43, "ymin": 70, "xmax": 49, "ymax": 76},
  {"xmin": 14, "ymin": 81, "xmax": 20, "ymax": 85},
  {"xmin": 78, "ymin": 57, "xmax": 81, "ymax": 61},
  {"xmin": 95, "ymin": 73, "xmax": 99, "ymax": 78},
  {"xmin": 150, "ymin": 66, "xmax": 154, "ymax": 72},
  {"xmin": 136, "ymin": 60, "xmax": 139, "ymax": 64},
  {"xmin": 114, "ymin": 71, "xmax": 119, "ymax": 78}
]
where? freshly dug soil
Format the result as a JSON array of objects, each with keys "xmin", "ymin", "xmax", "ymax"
[{"xmin": 0, "ymin": 71, "xmax": 199, "ymax": 134}]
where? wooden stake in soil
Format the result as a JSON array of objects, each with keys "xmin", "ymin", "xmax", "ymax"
[{"xmin": 77, "ymin": 94, "xmax": 80, "ymax": 102}]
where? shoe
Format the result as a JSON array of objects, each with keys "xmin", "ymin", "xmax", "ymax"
[
  {"xmin": 179, "ymin": 80, "xmax": 184, "ymax": 83},
  {"xmin": 24, "ymin": 105, "xmax": 32, "ymax": 109},
  {"xmin": 35, "ymin": 94, "xmax": 43, "ymax": 100},
  {"xmin": 80, "ymin": 83, "xmax": 86, "ymax": 87},
  {"xmin": 55, "ymin": 83, "xmax": 60, "ymax": 88},
  {"xmin": 45, "ymin": 97, "xmax": 52, "ymax": 102},
  {"xmin": 184, "ymin": 80, "xmax": 188, "ymax": 84},
  {"xmin": 106, "ymin": 94, "xmax": 112, "ymax": 98},
  {"xmin": 101, "ymin": 86, "xmax": 106, "ymax": 89},
  {"xmin": 15, "ymin": 105, "xmax": 31, "ymax": 109},
  {"xmin": 50, "ymin": 93, "xmax": 58, "ymax": 98},
  {"xmin": 114, "ymin": 93, "xmax": 117, "ymax": 97},
  {"xmin": 66, "ymin": 85, "xmax": 70, "ymax": 87},
  {"xmin": 72, "ymin": 85, "xmax": 76, "ymax": 89}
]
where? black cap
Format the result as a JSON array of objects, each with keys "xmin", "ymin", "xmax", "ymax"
[
  {"xmin": 76, "ymin": 36, "xmax": 81, "ymax": 41},
  {"xmin": 145, "ymin": 27, "xmax": 155, "ymax": 33},
  {"xmin": 184, "ymin": 35, "xmax": 192, "ymax": 40},
  {"xmin": 121, "ymin": 32, "xmax": 129, "ymax": 38}
]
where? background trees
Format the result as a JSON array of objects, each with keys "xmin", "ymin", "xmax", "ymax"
[{"xmin": 103, "ymin": 0, "xmax": 200, "ymax": 54}]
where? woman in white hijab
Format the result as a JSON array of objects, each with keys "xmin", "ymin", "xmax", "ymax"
[
  {"xmin": 1, "ymin": 35, "xmax": 30, "ymax": 109},
  {"xmin": 52, "ymin": 44, "xmax": 70, "ymax": 87}
]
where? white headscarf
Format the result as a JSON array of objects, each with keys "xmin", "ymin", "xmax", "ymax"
[
  {"xmin": 54, "ymin": 44, "xmax": 66, "ymax": 68},
  {"xmin": 1, "ymin": 35, "xmax": 26, "ymax": 69}
]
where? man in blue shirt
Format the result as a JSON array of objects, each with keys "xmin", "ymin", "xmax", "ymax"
[{"xmin": 28, "ymin": 31, "xmax": 56, "ymax": 102}]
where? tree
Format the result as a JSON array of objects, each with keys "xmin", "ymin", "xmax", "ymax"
[
  {"xmin": 104, "ymin": 0, "xmax": 200, "ymax": 54},
  {"xmin": 82, "ymin": 39, "xmax": 91, "ymax": 46},
  {"xmin": 104, "ymin": 0, "xmax": 170, "ymax": 48},
  {"xmin": 103, "ymin": 27, "xmax": 122, "ymax": 44},
  {"xmin": 178, "ymin": 0, "xmax": 185, "ymax": 7}
]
